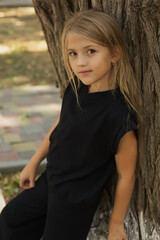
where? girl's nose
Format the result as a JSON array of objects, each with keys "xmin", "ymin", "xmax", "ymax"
[{"xmin": 77, "ymin": 55, "xmax": 87, "ymax": 66}]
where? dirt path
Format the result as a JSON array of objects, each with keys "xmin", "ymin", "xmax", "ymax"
[
  {"xmin": 0, "ymin": 7, "xmax": 57, "ymax": 88},
  {"xmin": 0, "ymin": 0, "xmax": 32, "ymax": 7}
]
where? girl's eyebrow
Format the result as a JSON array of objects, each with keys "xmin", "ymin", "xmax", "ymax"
[{"xmin": 67, "ymin": 45, "xmax": 98, "ymax": 51}]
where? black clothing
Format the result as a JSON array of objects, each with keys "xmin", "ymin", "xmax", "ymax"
[
  {"xmin": 1, "ymin": 172, "xmax": 97, "ymax": 240},
  {"xmin": 0, "ymin": 172, "xmax": 48, "ymax": 240},
  {"xmin": 47, "ymin": 80, "xmax": 138, "ymax": 207},
  {"xmin": 0, "ymin": 81, "xmax": 138, "ymax": 240}
]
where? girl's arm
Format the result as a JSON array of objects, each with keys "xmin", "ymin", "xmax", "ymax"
[
  {"xmin": 108, "ymin": 130, "xmax": 138, "ymax": 240},
  {"xmin": 19, "ymin": 115, "xmax": 60, "ymax": 189}
]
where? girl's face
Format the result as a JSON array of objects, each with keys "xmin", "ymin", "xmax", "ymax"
[{"xmin": 66, "ymin": 32, "xmax": 118, "ymax": 92}]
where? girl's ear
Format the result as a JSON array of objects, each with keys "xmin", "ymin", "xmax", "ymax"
[{"xmin": 111, "ymin": 46, "xmax": 121, "ymax": 64}]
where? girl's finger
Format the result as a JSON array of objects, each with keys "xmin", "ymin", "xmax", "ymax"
[
  {"xmin": 20, "ymin": 178, "xmax": 31, "ymax": 189},
  {"xmin": 29, "ymin": 179, "xmax": 35, "ymax": 188}
]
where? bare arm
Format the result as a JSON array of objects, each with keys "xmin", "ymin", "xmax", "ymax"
[
  {"xmin": 19, "ymin": 115, "xmax": 60, "ymax": 189},
  {"xmin": 108, "ymin": 130, "xmax": 138, "ymax": 240}
]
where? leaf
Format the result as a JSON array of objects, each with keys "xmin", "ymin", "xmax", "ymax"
[{"xmin": 19, "ymin": 113, "xmax": 32, "ymax": 120}]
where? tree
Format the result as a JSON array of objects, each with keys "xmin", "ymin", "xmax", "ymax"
[{"xmin": 32, "ymin": 0, "xmax": 160, "ymax": 239}]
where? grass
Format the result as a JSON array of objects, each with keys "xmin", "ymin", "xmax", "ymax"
[
  {"xmin": 0, "ymin": 172, "xmax": 22, "ymax": 203},
  {"xmin": 0, "ymin": 7, "xmax": 57, "ymax": 89},
  {"xmin": 0, "ymin": 172, "xmax": 41, "ymax": 203}
]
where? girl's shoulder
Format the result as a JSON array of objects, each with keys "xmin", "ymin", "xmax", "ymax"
[
  {"xmin": 110, "ymin": 88, "xmax": 137, "ymax": 121},
  {"xmin": 115, "ymin": 89, "xmax": 137, "ymax": 121},
  {"xmin": 64, "ymin": 80, "xmax": 135, "ymax": 116},
  {"xmin": 111, "ymin": 88, "xmax": 131, "ymax": 110}
]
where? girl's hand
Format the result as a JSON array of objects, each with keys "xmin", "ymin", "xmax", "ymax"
[
  {"xmin": 19, "ymin": 161, "xmax": 37, "ymax": 189},
  {"xmin": 107, "ymin": 221, "xmax": 128, "ymax": 240}
]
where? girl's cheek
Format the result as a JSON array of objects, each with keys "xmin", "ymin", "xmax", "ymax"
[
  {"xmin": 69, "ymin": 61, "xmax": 73, "ymax": 69},
  {"xmin": 70, "ymin": 62, "xmax": 76, "ymax": 71},
  {"xmin": 69, "ymin": 58, "xmax": 74, "ymax": 66}
]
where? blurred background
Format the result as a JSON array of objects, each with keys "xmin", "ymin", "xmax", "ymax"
[
  {"xmin": 0, "ymin": 0, "xmax": 61, "ymax": 205},
  {"xmin": 0, "ymin": 0, "xmax": 57, "ymax": 88}
]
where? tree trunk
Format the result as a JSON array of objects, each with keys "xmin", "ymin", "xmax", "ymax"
[{"xmin": 32, "ymin": 0, "xmax": 160, "ymax": 239}]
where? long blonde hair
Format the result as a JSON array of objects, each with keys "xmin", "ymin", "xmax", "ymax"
[{"xmin": 61, "ymin": 9, "xmax": 143, "ymax": 172}]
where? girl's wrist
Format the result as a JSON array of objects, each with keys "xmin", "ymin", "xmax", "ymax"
[
  {"xmin": 109, "ymin": 210, "xmax": 126, "ymax": 225},
  {"xmin": 109, "ymin": 216, "xmax": 124, "ymax": 226},
  {"xmin": 108, "ymin": 219, "xmax": 125, "ymax": 233},
  {"xmin": 108, "ymin": 220, "xmax": 127, "ymax": 240},
  {"xmin": 29, "ymin": 155, "xmax": 42, "ymax": 168}
]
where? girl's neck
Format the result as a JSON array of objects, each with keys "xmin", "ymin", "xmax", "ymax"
[{"xmin": 88, "ymin": 84, "xmax": 113, "ymax": 93}]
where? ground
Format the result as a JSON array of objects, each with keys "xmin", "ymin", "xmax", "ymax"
[
  {"xmin": 0, "ymin": 172, "xmax": 21, "ymax": 203},
  {"xmin": 0, "ymin": 7, "xmax": 57, "ymax": 202},
  {"xmin": 0, "ymin": 7, "xmax": 57, "ymax": 89}
]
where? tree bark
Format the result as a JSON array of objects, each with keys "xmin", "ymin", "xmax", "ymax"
[{"xmin": 32, "ymin": 0, "xmax": 160, "ymax": 239}]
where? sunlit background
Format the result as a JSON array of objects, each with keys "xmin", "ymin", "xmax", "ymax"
[
  {"xmin": 0, "ymin": 6, "xmax": 57, "ymax": 88},
  {"xmin": 0, "ymin": 3, "xmax": 61, "ymax": 192}
]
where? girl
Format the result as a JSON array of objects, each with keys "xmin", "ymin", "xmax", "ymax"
[{"xmin": 0, "ymin": 9, "xmax": 143, "ymax": 240}]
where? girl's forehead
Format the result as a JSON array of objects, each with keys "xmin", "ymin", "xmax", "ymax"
[{"xmin": 66, "ymin": 32, "xmax": 99, "ymax": 49}]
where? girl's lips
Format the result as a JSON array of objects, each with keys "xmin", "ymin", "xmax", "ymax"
[
  {"xmin": 79, "ymin": 70, "xmax": 92, "ymax": 75},
  {"xmin": 79, "ymin": 70, "xmax": 92, "ymax": 73}
]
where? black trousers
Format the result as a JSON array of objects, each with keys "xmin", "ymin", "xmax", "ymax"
[
  {"xmin": 0, "ymin": 171, "xmax": 47, "ymax": 240},
  {"xmin": 0, "ymin": 171, "xmax": 99, "ymax": 240}
]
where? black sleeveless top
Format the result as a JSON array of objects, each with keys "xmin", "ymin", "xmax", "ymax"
[{"xmin": 46, "ymin": 81, "xmax": 138, "ymax": 207}]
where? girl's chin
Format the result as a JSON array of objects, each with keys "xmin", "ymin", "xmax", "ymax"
[{"xmin": 79, "ymin": 79, "xmax": 92, "ymax": 86}]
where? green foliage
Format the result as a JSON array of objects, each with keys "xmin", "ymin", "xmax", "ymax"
[
  {"xmin": 0, "ymin": 172, "xmax": 21, "ymax": 202},
  {"xmin": 19, "ymin": 113, "xmax": 32, "ymax": 120}
]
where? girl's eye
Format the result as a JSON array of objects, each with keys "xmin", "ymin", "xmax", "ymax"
[
  {"xmin": 88, "ymin": 49, "xmax": 96, "ymax": 54},
  {"xmin": 68, "ymin": 52, "xmax": 77, "ymax": 57},
  {"xmin": 68, "ymin": 49, "xmax": 95, "ymax": 57}
]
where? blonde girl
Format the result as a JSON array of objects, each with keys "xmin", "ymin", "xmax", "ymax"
[{"xmin": 0, "ymin": 9, "xmax": 143, "ymax": 240}]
